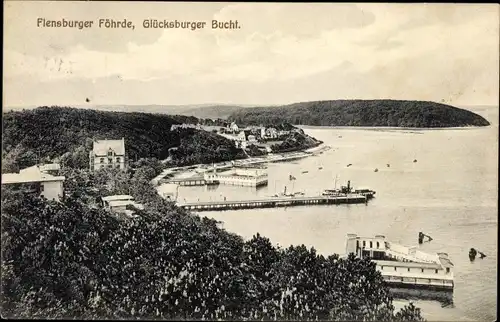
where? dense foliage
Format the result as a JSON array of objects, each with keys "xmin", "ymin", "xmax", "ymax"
[
  {"xmin": 246, "ymin": 144, "xmax": 267, "ymax": 157},
  {"xmin": 228, "ymin": 100, "xmax": 490, "ymax": 128},
  {"xmin": 168, "ymin": 129, "xmax": 246, "ymax": 166},
  {"xmin": 271, "ymin": 131, "xmax": 321, "ymax": 153},
  {"xmin": 1, "ymin": 164, "xmax": 425, "ymax": 321},
  {"xmin": 2, "ymin": 106, "xmax": 246, "ymax": 172}
]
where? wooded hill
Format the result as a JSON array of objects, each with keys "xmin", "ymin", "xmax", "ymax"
[
  {"xmin": 2, "ymin": 106, "xmax": 246, "ymax": 172},
  {"xmin": 228, "ymin": 100, "xmax": 490, "ymax": 128}
]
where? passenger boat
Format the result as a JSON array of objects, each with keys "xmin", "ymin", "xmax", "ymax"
[
  {"xmin": 345, "ymin": 234, "xmax": 454, "ymax": 292},
  {"xmin": 322, "ymin": 180, "xmax": 376, "ymax": 199},
  {"xmin": 352, "ymin": 188, "xmax": 376, "ymax": 199}
]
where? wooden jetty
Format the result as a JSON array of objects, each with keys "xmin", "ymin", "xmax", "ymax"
[
  {"xmin": 178, "ymin": 194, "xmax": 368, "ymax": 211},
  {"xmin": 161, "ymin": 178, "xmax": 219, "ymax": 186}
]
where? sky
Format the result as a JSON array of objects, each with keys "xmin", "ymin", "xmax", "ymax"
[{"xmin": 3, "ymin": 2, "xmax": 499, "ymax": 107}]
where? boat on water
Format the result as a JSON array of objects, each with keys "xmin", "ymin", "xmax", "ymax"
[
  {"xmin": 302, "ymin": 170, "xmax": 309, "ymax": 174},
  {"xmin": 322, "ymin": 180, "xmax": 376, "ymax": 199},
  {"xmin": 270, "ymin": 191, "xmax": 304, "ymax": 198},
  {"xmin": 345, "ymin": 234, "xmax": 454, "ymax": 292}
]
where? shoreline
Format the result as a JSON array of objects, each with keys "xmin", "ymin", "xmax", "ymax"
[
  {"xmin": 296, "ymin": 125, "xmax": 491, "ymax": 131},
  {"xmin": 152, "ymin": 142, "xmax": 330, "ymax": 186}
]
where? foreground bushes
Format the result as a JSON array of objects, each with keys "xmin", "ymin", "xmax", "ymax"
[{"xmin": 1, "ymin": 168, "xmax": 424, "ymax": 320}]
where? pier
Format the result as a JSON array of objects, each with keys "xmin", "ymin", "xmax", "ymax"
[
  {"xmin": 177, "ymin": 194, "xmax": 367, "ymax": 211},
  {"xmin": 161, "ymin": 177, "xmax": 219, "ymax": 186}
]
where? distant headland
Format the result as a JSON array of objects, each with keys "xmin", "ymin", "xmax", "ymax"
[{"xmin": 227, "ymin": 100, "xmax": 491, "ymax": 128}]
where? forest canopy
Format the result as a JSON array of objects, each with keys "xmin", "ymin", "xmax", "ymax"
[
  {"xmin": 2, "ymin": 106, "xmax": 246, "ymax": 172},
  {"xmin": 228, "ymin": 100, "xmax": 490, "ymax": 128}
]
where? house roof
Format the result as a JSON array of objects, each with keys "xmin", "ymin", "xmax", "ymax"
[
  {"xmin": 374, "ymin": 260, "xmax": 442, "ymax": 270},
  {"xmin": 108, "ymin": 200, "xmax": 143, "ymax": 209},
  {"xmin": 102, "ymin": 195, "xmax": 134, "ymax": 202},
  {"xmin": 92, "ymin": 139, "xmax": 125, "ymax": 156},
  {"xmin": 2, "ymin": 165, "xmax": 65, "ymax": 184}
]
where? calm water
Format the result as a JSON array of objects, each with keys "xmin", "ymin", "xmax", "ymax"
[{"xmin": 177, "ymin": 107, "xmax": 498, "ymax": 321}]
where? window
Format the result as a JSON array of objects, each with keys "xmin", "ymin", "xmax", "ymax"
[
  {"xmin": 446, "ymin": 267, "xmax": 450, "ymax": 273},
  {"xmin": 108, "ymin": 164, "xmax": 112, "ymax": 168},
  {"xmin": 381, "ymin": 266, "xmax": 384, "ymax": 270},
  {"xmin": 394, "ymin": 267, "xmax": 397, "ymax": 271},
  {"xmin": 369, "ymin": 241, "xmax": 373, "ymax": 248},
  {"xmin": 108, "ymin": 150, "xmax": 113, "ymax": 157},
  {"xmin": 100, "ymin": 158, "xmax": 104, "ymax": 163},
  {"xmin": 116, "ymin": 157, "xmax": 121, "ymax": 163},
  {"xmin": 362, "ymin": 241, "xmax": 366, "ymax": 247},
  {"xmin": 407, "ymin": 268, "xmax": 410, "ymax": 272},
  {"xmin": 116, "ymin": 164, "xmax": 121, "ymax": 169},
  {"xmin": 435, "ymin": 269, "xmax": 438, "ymax": 274},
  {"xmin": 376, "ymin": 242, "xmax": 380, "ymax": 249},
  {"xmin": 356, "ymin": 240, "xmax": 360, "ymax": 249},
  {"xmin": 421, "ymin": 269, "xmax": 424, "ymax": 273}
]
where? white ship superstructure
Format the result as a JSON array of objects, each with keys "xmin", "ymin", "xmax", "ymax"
[{"xmin": 345, "ymin": 234, "xmax": 454, "ymax": 291}]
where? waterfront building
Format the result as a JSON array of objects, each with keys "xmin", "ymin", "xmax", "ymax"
[
  {"xmin": 89, "ymin": 138, "xmax": 126, "ymax": 171},
  {"xmin": 203, "ymin": 166, "xmax": 268, "ymax": 187},
  {"xmin": 2, "ymin": 163, "xmax": 65, "ymax": 201},
  {"xmin": 345, "ymin": 234, "xmax": 454, "ymax": 291}
]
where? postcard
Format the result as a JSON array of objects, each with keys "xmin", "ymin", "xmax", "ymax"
[{"xmin": 2, "ymin": 2, "xmax": 498, "ymax": 321}]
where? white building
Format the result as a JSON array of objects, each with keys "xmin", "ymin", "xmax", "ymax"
[
  {"xmin": 237, "ymin": 131, "xmax": 247, "ymax": 142},
  {"xmin": 171, "ymin": 124, "xmax": 200, "ymax": 131},
  {"xmin": 2, "ymin": 163, "xmax": 65, "ymax": 201},
  {"xmin": 247, "ymin": 135, "xmax": 257, "ymax": 143},
  {"xmin": 229, "ymin": 122, "xmax": 239, "ymax": 133},
  {"xmin": 265, "ymin": 127, "xmax": 278, "ymax": 139},
  {"xmin": 345, "ymin": 234, "xmax": 454, "ymax": 290},
  {"xmin": 102, "ymin": 195, "xmax": 144, "ymax": 218},
  {"xmin": 89, "ymin": 138, "xmax": 126, "ymax": 171},
  {"xmin": 204, "ymin": 166, "xmax": 268, "ymax": 187}
]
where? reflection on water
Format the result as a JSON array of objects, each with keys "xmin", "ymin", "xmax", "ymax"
[
  {"xmin": 176, "ymin": 107, "xmax": 498, "ymax": 321},
  {"xmin": 389, "ymin": 288, "xmax": 454, "ymax": 307}
]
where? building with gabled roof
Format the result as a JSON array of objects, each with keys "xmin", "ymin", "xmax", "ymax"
[
  {"xmin": 101, "ymin": 194, "xmax": 144, "ymax": 219},
  {"xmin": 1, "ymin": 163, "xmax": 65, "ymax": 201},
  {"xmin": 89, "ymin": 138, "xmax": 126, "ymax": 171}
]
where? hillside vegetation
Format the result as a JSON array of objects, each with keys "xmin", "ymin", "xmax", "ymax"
[
  {"xmin": 1, "ymin": 162, "xmax": 424, "ymax": 321},
  {"xmin": 2, "ymin": 106, "xmax": 246, "ymax": 172},
  {"xmin": 228, "ymin": 100, "xmax": 490, "ymax": 128},
  {"xmin": 46, "ymin": 104, "xmax": 250, "ymax": 120}
]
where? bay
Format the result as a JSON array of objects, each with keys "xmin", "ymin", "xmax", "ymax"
[{"xmin": 176, "ymin": 106, "xmax": 498, "ymax": 321}]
